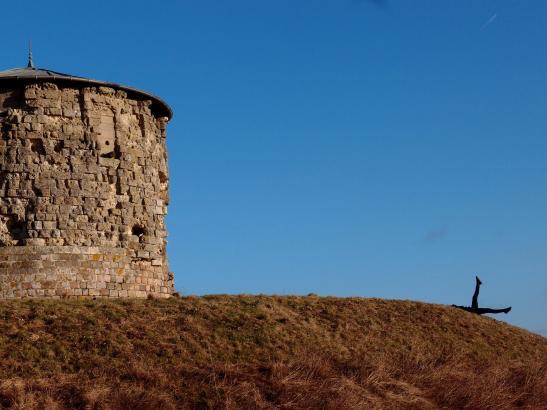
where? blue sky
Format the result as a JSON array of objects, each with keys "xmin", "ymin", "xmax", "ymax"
[{"xmin": 3, "ymin": 0, "xmax": 547, "ymax": 334}]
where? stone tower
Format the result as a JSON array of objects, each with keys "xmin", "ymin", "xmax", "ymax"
[{"xmin": 0, "ymin": 57, "xmax": 173, "ymax": 298}]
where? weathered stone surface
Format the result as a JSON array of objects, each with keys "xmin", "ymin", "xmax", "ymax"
[{"xmin": 0, "ymin": 82, "xmax": 172, "ymax": 298}]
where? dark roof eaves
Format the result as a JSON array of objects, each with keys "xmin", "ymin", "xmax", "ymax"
[{"xmin": 0, "ymin": 73, "xmax": 173, "ymax": 120}]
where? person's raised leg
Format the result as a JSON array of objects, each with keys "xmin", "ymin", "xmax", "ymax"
[
  {"xmin": 474, "ymin": 307, "xmax": 511, "ymax": 315},
  {"xmin": 472, "ymin": 275, "xmax": 482, "ymax": 309}
]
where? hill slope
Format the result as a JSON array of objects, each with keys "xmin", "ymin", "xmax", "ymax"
[{"xmin": 0, "ymin": 296, "xmax": 544, "ymax": 409}]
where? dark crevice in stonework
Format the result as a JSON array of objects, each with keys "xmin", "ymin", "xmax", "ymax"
[
  {"xmin": 30, "ymin": 139, "xmax": 46, "ymax": 155},
  {"xmin": 83, "ymin": 131, "xmax": 94, "ymax": 150},
  {"xmin": 77, "ymin": 90, "xmax": 87, "ymax": 122},
  {"xmin": 26, "ymin": 199, "xmax": 36, "ymax": 214},
  {"xmin": 100, "ymin": 143, "xmax": 121, "ymax": 159},
  {"xmin": 7, "ymin": 218, "xmax": 27, "ymax": 246},
  {"xmin": 139, "ymin": 114, "xmax": 147, "ymax": 140},
  {"xmin": 115, "ymin": 177, "xmax": 125, "ymax": 195},
  {"xmin": 54, "ymin": 140, "xmax": 64, "ymax": 153},
  {"xmin": 0, "ymin": 171, "xmax": 8, "ymax": 190},
  {"xmin": 1, "ymin": 121, "xmax": 12, "ymax": 141},
  {"xmin": 1, "ymin": 89, "xmax": 23, "ymax": 110},
  {"xmin": 114, "ymin": 143, "xmax": 121, "ymax": 159}
]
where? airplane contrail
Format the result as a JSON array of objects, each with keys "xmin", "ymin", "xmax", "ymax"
[{"xmin": 481, "ymin": 13, "xmax": 497, "ymax": 30}]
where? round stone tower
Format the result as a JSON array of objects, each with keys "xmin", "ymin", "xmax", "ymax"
[{"xmin": 0, "ymin": 58, "xmax": 173, "ymax": 298}]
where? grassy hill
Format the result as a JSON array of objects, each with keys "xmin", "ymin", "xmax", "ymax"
[{"xmin": 0, "ymin": 296, "xmax": 544, "ymax": 409}]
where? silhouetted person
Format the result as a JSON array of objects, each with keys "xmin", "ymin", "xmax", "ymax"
[{"xmin": 453, "ymin": 276, "xmax": 511, "ymax": 315}]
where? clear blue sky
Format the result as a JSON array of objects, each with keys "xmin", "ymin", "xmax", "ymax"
[{"xmin": 3, "ymin": 0, "xmax": 546, "ymax": 334}]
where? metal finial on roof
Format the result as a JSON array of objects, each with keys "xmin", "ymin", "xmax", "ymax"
[{"xmin": 27, "ymin": 41, "xmax": 34, "ymax": 69}]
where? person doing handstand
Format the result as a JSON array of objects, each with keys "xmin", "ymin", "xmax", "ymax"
[{"xmin": 453, "ymin": 276, "xmax": 511, "ymax": 315}]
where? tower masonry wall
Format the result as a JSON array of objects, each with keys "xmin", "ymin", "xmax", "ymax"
[{"xmin": 0, "ymin": 82, "xmax": 172, "ymax": 298}]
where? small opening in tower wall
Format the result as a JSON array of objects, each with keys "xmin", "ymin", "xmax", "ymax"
[
  {"xmin": 7, "ymin": 219, "xmax": 27, "ymax": 246},
  {"xmin": 132, "ymin": 225, "xmax": 146, "ymax": 243}
]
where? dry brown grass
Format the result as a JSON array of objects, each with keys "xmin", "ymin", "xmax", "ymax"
[{"xmin": 0, "ymin": 296, "xmax": 544, "ymax": 409}]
